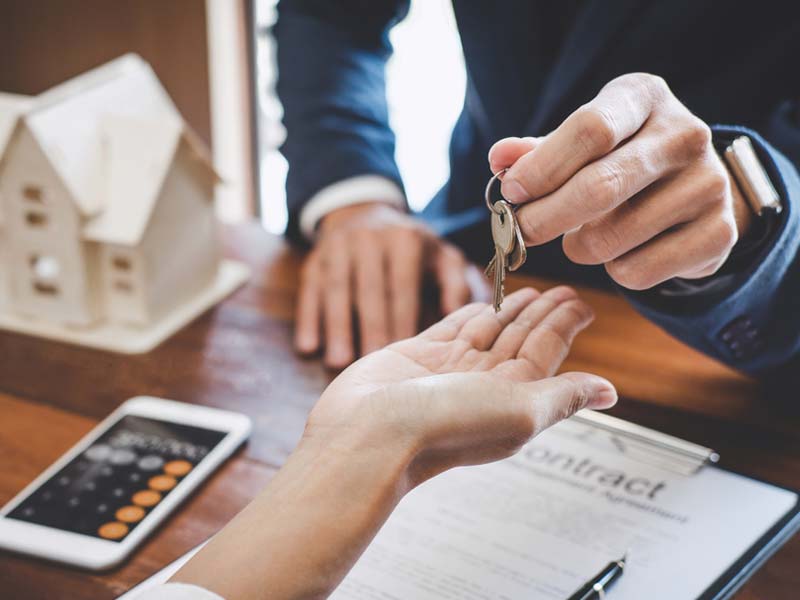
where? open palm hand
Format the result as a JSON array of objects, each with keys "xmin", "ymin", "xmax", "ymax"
[{"xmin": 306, "ymin": 287, "xmax": 616, "ymax": 486}]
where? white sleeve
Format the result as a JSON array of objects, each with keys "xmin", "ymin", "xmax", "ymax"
[
  {"xmin": 298, "ymin": 174, "xmax": 406, "ymax": 240},
  {"xmin": 129, "ymin": 582, "xmax": 225, "ymax": 600}
]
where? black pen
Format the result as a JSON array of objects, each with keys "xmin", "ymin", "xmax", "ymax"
[{"xmin": 566, "ymin": 552, "xmax": 627, "ymax": 600}]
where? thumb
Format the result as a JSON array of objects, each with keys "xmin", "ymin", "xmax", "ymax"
[
  {"xmin": 488, "ymin": 136, "xmax": 540, "ymax": 174},
  {"xmin": 516, "ymin": 372, "xmax": 618, "ymax": 435}
]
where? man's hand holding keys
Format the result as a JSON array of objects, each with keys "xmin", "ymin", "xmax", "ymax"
[
  {"xmin": 490, "ymin": 73, "xmax": 752, "ymax": 291},
  {"xmin": 296, "ymin": 72, "xmax": 754, "ymax": 366}
]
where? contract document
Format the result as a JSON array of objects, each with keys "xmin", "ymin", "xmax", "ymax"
[
  {"xmin": 330, "ymin": 412, "xmax": 799, "ymax": 600},
  {"xmin": 122, "ymin": 412, "xmax": 799, "ymax": 600}
]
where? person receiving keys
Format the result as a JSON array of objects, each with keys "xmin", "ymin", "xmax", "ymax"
[
  {"xmin": 279, "ymin": 1, "xmax": 800, "ymax": 384},
  {"xmin": 135, "ymin": 288, "xmax": 619, "ymax": 599}
]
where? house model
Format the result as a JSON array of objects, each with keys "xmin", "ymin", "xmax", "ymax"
[{"xmin": 0, "ymin": 54, "xmax": 249, "ymax": 353}]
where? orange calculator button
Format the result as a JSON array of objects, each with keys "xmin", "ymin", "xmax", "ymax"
[
  {"xmin": 132, "ymin": 490, "xmax": 162, "ymax": 507},
  {"xmin": 115, "ymin": 505, "xmax": 146, "ymax": 523},
  {"xmin": 98, "ymin": 521, "xmax": 129, "ymax": 540},
  {"xmin": 164, "ymin": 460, "xmax": 193, "ymax": 477},
  {"xmin": 148, "ymin": 474, "xmax": 177, "ymax": 492}
]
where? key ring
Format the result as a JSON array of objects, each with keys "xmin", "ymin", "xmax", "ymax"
[{"xmin": 485, "ymin": 168, "xmax": 508, "ymax": 214}]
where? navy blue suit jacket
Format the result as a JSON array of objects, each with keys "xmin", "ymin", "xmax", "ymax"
[{"xmin": 275, "ymin": 0, "xmax": 800, "ymax": 383}]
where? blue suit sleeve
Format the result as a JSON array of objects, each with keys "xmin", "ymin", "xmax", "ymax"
[
  {"xmin": 624, "ymin": 115, "xmax": 800, "ymax": 381},
  {"xmin": 274, "ymin": 0, "xmax": 410, "ymax": 241}
]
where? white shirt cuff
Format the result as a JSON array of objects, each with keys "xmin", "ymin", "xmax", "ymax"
[
  {"xmin": 131, "ymin": 583, "xmax": 225, "ymax": 600},
  {"xmin": 298, "ymin": 175, "xmax": 406, "ymax": 240}
]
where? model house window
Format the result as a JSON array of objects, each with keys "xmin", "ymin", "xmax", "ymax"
[
  {"xmin": 113, "ymin": 280, "xmax": 133, "ymax": 293},
  {"xmin": 110, "ymin": 255, "xmax": 134, "ymax": 293},
  {"xmin": 22, "ymin": 185, "xmax": 43, "ymax": 203},
  {"xmin": 111, "ymin": 256, "xmax": 132, "ymax": 271},
  {"xmin": 30, "ymin": 255, "xmax": 61, "ymax": 296},
  {"xmin": 33, "ymin": 281, "xmax": 59, "ymax": 295},
  {"xmin": 25, "ymin": 211, "xmax": 48, "ymax": 227}
]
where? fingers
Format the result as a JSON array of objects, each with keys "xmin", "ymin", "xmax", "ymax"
[
  {"xmin": 517, "ymin": 372, "xmax": 618, "ymax": 435},
  {"xmin": 294, "ymin": 254, "xmax": 322, "ymax": 354},
  {"xmin": 501, "ymin": 73, "xmax": 668, "ymax": 203},
  {"xmin": 388, "ymin": 229, "xmax": 424, "ymax": 340},
  {"xmin": 456, "ymin": 288, "xmax": 540, "ymax": 351},
  {"xmin": 418, "ymin": 285, "xmax": 588, "ymax": 359},
  {"xmin": 513, "ymin": 290, "xmax": 594, "ymax": 378},
  {"xmin": 417, "ymin": 302, "xmax": 486, "ymax": 342},
  {"xmin": 488, "ymin": 136, "xmax": 539, "ymax": 174},
  {"xmin": 354, "ymin": 239, "xmax": 390, "ymax": 354},
  {"xmin": 562, "ymin": 160, "xmax": 720, "ymax": 265},
  {"xmin": 433, "ymin": 244, "xmax": 472, "ymax": 315},
  {"xmin": 490, "ymin": 286, "xmax": 589, "ymax": 367},
  {"xmin": 322, "ymin": 241, "xmax": 354, "ymax": 369},
  {"xmin": 605, "ymin": 211, "xmax": 737, "ymax": 290},
  {"xmin": 417, "ymin": 288, "xmax": 538, "ymax": 346},
  {"xmin": 514, "ymin": 131, "xmax": 677, "ymax": 247}
]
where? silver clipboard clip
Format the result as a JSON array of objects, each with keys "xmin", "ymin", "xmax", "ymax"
[{"xmin": 563, "ymin": 410, "xmax": 719, "ymax": 476}]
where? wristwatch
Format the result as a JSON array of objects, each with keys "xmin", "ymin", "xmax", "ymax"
[
  {"xmin": 720, "ymin": 135, "xmax": 782, "ymax": 218},
  {"xmin": 714, "ymin": 134, "xmax": 784, "ymax": 271}
]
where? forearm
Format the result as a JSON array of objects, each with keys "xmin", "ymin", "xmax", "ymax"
[
  {"xmin": 171, "ymin": 432, "xmax": 413, "ymax": 600},
  {"xmin": 275, "ymin": 0, "xmax": 409, "ymax": 240}
]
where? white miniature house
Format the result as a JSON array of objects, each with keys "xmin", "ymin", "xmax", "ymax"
[{"xmin": 0, "ymin": 55, "xmax": 249, "ymax": 353}]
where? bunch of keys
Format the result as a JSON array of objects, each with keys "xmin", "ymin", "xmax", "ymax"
[{"xmin": 484, "ymin": 169, "xmax": 527, "ymax": 312}]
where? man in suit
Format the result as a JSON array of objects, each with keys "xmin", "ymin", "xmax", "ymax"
[{"xmin": 274, "ymin": 1, "xmax": 800, "ymax": 381}]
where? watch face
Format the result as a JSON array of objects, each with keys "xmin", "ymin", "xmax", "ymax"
[{"xmin": 724, "ymin": 136, "xmax": 781, "ymax": 217}]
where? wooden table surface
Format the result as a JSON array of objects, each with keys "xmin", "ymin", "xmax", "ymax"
[{"xmin": 1, "ymin": 222, "xmax": 798, "ymax": 599}]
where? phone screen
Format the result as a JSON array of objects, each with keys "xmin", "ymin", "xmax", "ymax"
[{"xmin": 6, "ymin": 415, "xmax": 227, "ymax": 542}]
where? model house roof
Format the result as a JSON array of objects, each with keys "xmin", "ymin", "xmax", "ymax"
[
  {"xmin": 23, "ymin": 54, "xmax": 181, "ymax": 218},
  {"xmin": 83, "ymin": 114, "xmax": 219, "ymax": 246},
  {"xmin": 0, "ymin": 93, "xmax": 31, "ymax": 158},
  {"xmin": 0, "ymin": 54, "xmax": 219, "ymax": 245}
]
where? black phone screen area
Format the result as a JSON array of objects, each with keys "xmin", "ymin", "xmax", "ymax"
[{"xmin": 7, "ymin": 415, "xmax": 227, "ymax": 542}]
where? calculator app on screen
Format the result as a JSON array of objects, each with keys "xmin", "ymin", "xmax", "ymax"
[{"xmin": 7, "ymin": 416, "xmax": 227, "ymax": 541}]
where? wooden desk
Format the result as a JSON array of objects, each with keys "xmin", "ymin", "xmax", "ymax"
[{"xmin": 1, "ymin": 223, "xmax": 798, "ymax": 599}]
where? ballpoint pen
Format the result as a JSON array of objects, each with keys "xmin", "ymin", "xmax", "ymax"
[{"xmin": 566, "ymin": 551, "xmax": 627, "ymax": 600}]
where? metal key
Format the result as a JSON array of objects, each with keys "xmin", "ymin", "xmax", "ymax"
[
  {"xmin": 486, "ymin": 215, "xmax": 525, "ymax": 275},
  {"xmin": 487, "ymin": 200, "xmax": 516, "ymax": 311},
  {"xmin": 507, "ymin": 216, "xmax": 527, "ymax": 272},
  {"xmin": 483, "ymin": 169, "xmax": 528, "ymax": 310}
]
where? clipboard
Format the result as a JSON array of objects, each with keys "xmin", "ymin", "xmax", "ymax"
[
  {"xmin": 565, "ymin": 410, "xmax": 800, "ymax": 599},
  {"xmin": 701, "ymin": 473, "xmax": 800, "ymax": 600}
]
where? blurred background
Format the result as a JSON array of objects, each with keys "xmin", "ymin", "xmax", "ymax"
[{"xmin": 0, "ymin": 0, "xmax": 466, "ymax": 233}]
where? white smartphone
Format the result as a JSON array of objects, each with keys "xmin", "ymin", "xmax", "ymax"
[{"xmin": 0, "ymin": 396, "xmax": 251, "ymax": 570}]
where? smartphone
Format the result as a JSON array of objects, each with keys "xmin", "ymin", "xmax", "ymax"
[{"xmin": 0, "ymin": 396, "xmax": 251, "ymax": 570}]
